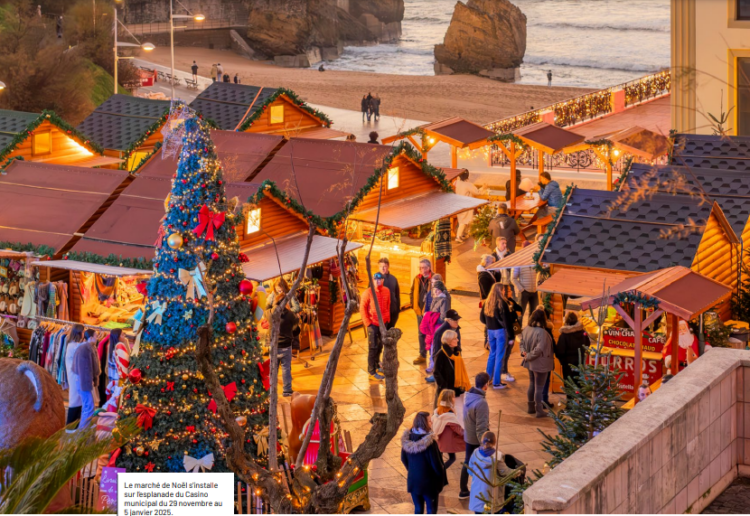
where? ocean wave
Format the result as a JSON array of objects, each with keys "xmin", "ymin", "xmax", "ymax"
[
  {"xmin": 404, "ymin": 16, "xmax": 447, "ymax": 23},
  {"xmin": 530, "ymin": 20, "xmax": 669, "ymax": 33},
  {"xmin": 524, "ymin": 55, "xmax": 665, "ymax": 73}
]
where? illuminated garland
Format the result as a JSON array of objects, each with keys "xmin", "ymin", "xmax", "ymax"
[
  {"xmin": 236, "ymin": 88, "xmax": 333, "ymax": 132},
  {"xmin": 130, "ymin": 141, "xmax": 163, "ymax": 175},
  {"xmin": 0, "ymin": 110, "xmax": 104, "ymax": 165},
  {"xmin": 487, "ymin": 111, "xmax": 541, "ymax": 134},
  {"xmin": 117, "ymin": 110, "xmax": 170, "ymax": 170},
  {"xmin": 613, "ymin": 291, "xmax": 660, "ymax": 310},
  {"xmin": 62, "ymin": 251, "xmax": 153, "ymax": 270},
  {"xmin": 553, "ymin": 91, "xmax": 612, "ymax": 127},
  {"xmin": 488, "ymin": 133, "xmax": 527, "ymax": 149},
  {"xmin": 624, "ymin": 70, "xmax": 671, "ymax": 107},
  {"xmin": 613, "ymin": 157, "xmax": 634, "ymax": 192},
  {"xmin": 250, "ymin": 180, "xmax": 334, "ymax": 233}
]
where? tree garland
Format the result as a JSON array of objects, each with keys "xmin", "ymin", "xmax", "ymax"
[
  {"xmin": 0, "ymin": 241, "xmax": 56, "ymax": 257},
  {"xmin": 612, "ymin": 291, "xmax": 660, "ymax": 310},
  {"xmin": 62, "ymin": 250, "xmax": 154, "ymax": 270},
  {"xmin": 613, "ymin": 157, "xmax": 634, "ymax": 192},
  {"xmin": 389, "ymin": 128, "xmax": 429, "ymax": 153},
  {"xmin": 0, "ymin": 156, "xmax": 24, "ymax": 173},
  {"xmin": 0, "ymin": 110, "xmax": 104, "ymax": 165},
  {"xmin": 129, "ymin": 142, "xmax": 163, "ymax": 174},
  {"xmin": 249, "ymin": 180, "xmax": 335, "ymax": 234},
  {"xmin": 236, "ymin": 88, "xmax": 333, "ymax": 132},
  {"xmin": 117, "ymin": 111, "xmax": 170, "ymax": 170},
  {"xmin": 488, "ymin": 133, "xmax": 527, "ymax": 149}
]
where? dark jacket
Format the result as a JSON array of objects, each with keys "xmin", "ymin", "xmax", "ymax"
[
  {"xmin": 488, "ymin": 214, "xmax": 520, "ymax": 253},
  {"xmin": 477, "ymin": 268, "xmax": 496, "ymax": 301},
  {"xmin": 434, "ymin": 322, "xmax": 460, "ymax": 354},
  {"xmin": 381, "ymin": 273, "xmax": 400, "ymax": 321},
  {"xmin": 72, "ymin": 341, "xmax": 100, "ymax": 393},
  {"xmin": 434, "ymin": 344, "xmax": 464, "ymax": 397},
  {"xmin": 555, "ymin": 321, "xmax": 590, "ymax": 366},
  {"xmin": 464, "ymin": 387, "xmax": 489, "ymax": 445},
  {"xmin": 410, "ymin": 273, "xmax": 432, "ymax": 317},
  {"xmin": 191, "ymin": 64, "xmax": 198, "ymax": 74},
  {"xmin": 361, "ymin": 98, "xmax": 368, "ymax": 112},
  {"xmin": 401, "ymin": 430, "xmax": 448, "ymax": 495},
  {"xmin": 479, "ymin": 301, "xmax": 514, "ymax": 340},
  {"xmin": 505, "ymin": 179, "xmax": 527, "ymax": 201},
  {"xmin": 277, "ymin": 308, "xmax": 299, "ymax": 349}
]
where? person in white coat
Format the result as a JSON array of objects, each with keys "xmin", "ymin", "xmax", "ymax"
[{"xmin": 455, "ymin": 170, "xmax": 479, "ymax": 243}]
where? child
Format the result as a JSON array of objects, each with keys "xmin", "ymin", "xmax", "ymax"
[
  {"xmin": 468, "ymin": 431, "xmax": 513, "ymax": 514},
  {"xmin": 431, "ymin": 389, "xmax": 464, "ymax": 469}
]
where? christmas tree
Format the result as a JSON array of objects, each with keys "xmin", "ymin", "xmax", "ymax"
[
  {"xmin": 116, "ymin": 109, "xmax": 268, "ymax": 474},
  {"xmin": 733, "ymin": 264, "xmax": 750, "ymax": 323}
]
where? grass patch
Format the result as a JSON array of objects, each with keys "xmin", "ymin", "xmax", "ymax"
[{"xmin": 86, "ymin": 60, "xmax": 130, "ymax": 106}]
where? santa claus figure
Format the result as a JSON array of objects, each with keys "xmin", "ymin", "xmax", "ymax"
[{"xmin": 663, "ymin": 320, "xmax": 705, "ymax": 371}]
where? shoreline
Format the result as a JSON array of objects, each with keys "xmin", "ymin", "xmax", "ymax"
[{"xmin": 146, "ymin": 47, "xmax": 594, "ymax": 124}]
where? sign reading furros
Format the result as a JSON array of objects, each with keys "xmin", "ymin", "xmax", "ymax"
[{"xmin": 603, "ymin": 326, "xmax": 666, "ymax": 354}]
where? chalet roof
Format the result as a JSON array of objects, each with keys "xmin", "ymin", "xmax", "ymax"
[
  {"xmin": 77, "ymin": 94, "xmax": 170, "ymax": 152},
  {"xmin": 597, "ymin": 126, "xmax": 670, "ymax": 161},
  {"xmin": 514, "ymin": 122, "xmax": 586, "ymax": 154},
  {"xmin": 0, "ymin": 109, "xmax": 39, "ymax": 148},
  {"xmin": 486, "ymin": 241, "xmax": 540, "ymax": 271},
  {"xmin": 32, "ymin": 260, "xmax": 152, "ymax": 277},
  {"xmin": 542, "ymin": 188, "xmax": 719, "ymax": 273},
  {"xmin": 673, "ymin": 133, "xmax": 750, "ymax": 160},
  {"xmin": 0, "ymin": 161, "xmax": 130, "ymax": 253},
  {"xmin": 189, "ymin": 83, "xmax": 278, "ymax": 131},
  {"xmin": 537, "ymin": 268, "xmax": 635, "ymax": 298}
]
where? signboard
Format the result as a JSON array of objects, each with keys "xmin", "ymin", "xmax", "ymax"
[
  {"xmin": 97, "ymin": 466, "xmax": 125, "ymax": 511},
  {"xmin": 603, "ymin": 326, "xmax": 666, "ymax": 354},
  {"xmin": 589, "ymin": 352, "xmax": 663, "ymax": 396}
]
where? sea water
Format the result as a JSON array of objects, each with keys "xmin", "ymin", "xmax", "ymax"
[{"xmin": 320, "ymin": 0, "xmax": 670, "ymax": 88}]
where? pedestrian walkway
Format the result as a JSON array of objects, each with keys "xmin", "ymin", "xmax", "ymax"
[
  {"xmin": 280, "ymin": 292, "xmax": 560, "ymax": 513},
  {"xmin": 702, "ymin": 477, "xmax": 750, "ymax": 514}
]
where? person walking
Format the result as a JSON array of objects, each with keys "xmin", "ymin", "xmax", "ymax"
[
  {"xmin": 368, "ymin": 131, "xmax": 380, "ymax": 144},
  {"xmin": 468, "ymin": 431, "xmax": 514, "ymax": 514},
  {"xmin": 432, "ymin": 389, "xmax": 464, "ymax": 470},
  {"xmin": 217, "ymin": 63, "xmax": 224, "ymax": 80},
  {"xmin": 378, "ymin": 257, "xmax": 400, "ymax": 328},
  {"xmin": 429, "ymin": 309, "xmax": 462, "ymax": 383},
  {"xmin": 223, "ymin": 73, "xmax": 230, "ymax": 82},
  {"xmin": 477, "ymin": 254, "xmax": 497, "ymax": 350},
  {"xmin": 511, "ymin": 241, "xmax": 539, "ymax": 321},
  {"xmin": 361, "ymin": 95, "xmax": 368, "ymax": 122},
  {"xmin": 459, "ymin": 372, "xmax": 491, "ymax": 499},
  {"xmin": 547, "ymin": 70, "xmax": 553, "ymax": 87},
  {"xmin": 234, "ymin": 73, "xmax": 240, "ymax": 84},
  {"xmin": 490, "ymin": 237, "xmax": 512, "ymax": 289},
  {"xmin": 274, "ymin": 298, "xmax": 299, "ymax": 397},
  {"xmin": 555, "ymin": 312, "xmax": 590, "ymax": 384},
  {"xmin": 455, "ymin": 170, "xmax": 480, "ymax": 243},
  {"xmin": 433, "ymin": 329, "xmax": 471, "ymax": 416},
  {"xmin": 191, "ymin": 61, "xmax": 198, "ymax": 81},
  {"xmin": 210, "ymin": 64, "xmax": 218, "ymax": 82},
  {"xmin": 501, "ymin": 285, "xmax": 522, "ymax": 384},
  {"xmin": 373, "ymin": 94, "xmax": 381, "ymax": 121},
  {"xmin": 401, "ymin": 412, "xmax": 448, "ymax": 514},
  {"xmin": 520, "ymin": 309, "xmax": 555, "ymax": 417},
  {"xmin": 366, "ymin": 92, "xmax": 373, "ymax": 121},
  {"xmin": 361, "ymin": 272, "xmax": 391, "ymax": 381},
  {"xmin": 56, "ymin": 15, "xmax": 63, "ymax": 38},
  {"xmin": 534, "ymin": 171, "xmax": 563, "ymax": 218},
  {"xmin": 72, "ymin": 329, "xmax": 100, "ymax": 429},
  {"xmin": 480, "ymin": 283, "xmax": 513, "ymax": 389},
  {"xmin": 488, "ymin": 204, "xmax": 520, "ymax": 253},
  {"xmin": 411, "ymin": 259, "xmax": 433, "ymax": 365}
]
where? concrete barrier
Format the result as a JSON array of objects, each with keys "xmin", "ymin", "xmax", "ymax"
[{"xmin": 523, "ymin": 348, "xmax": 750, "ymax": 514}]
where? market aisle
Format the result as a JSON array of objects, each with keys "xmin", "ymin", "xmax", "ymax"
[{"xmin": 278, "ymin": 293, "xmax": 561, "ymax": 512}]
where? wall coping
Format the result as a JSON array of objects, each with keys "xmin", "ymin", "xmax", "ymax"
[{"xmin": 523, "ymin": 349, "xmax": 750, "ymax": 512}]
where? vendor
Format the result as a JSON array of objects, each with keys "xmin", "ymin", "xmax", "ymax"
[{"xmin": 662, "ymin": 320, "xmax": 701, "ymax": 371}]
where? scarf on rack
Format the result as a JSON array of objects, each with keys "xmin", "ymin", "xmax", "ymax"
[
  {"xmin": 434, "ymin": 218, "xmax": 453, "ymax": 260},
  {"xmin": 450, "ymin": 351, "xmax": 472, "ymax": 392}
]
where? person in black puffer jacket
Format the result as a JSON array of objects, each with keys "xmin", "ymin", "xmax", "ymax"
[
  {"xmin": 401, "ymin": 411, "xmax": 448, "ymax": 514},
  {"xmin": 477, "ymin": 254, "xmax": 496, "ymax": 349},
  {"xmin": 555, "ymin": 312, "xmax": 590, "ymax": 384},
  {"xmin": 275, "ymin": 301, "xmax": 299, "ymax": 397}
]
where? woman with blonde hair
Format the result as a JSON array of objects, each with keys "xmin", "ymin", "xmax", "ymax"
[
  {"xmin": 266, "ymin": 277, "xmax": 300, "ymax": 313},
  {"xmin": 432, "ymin": 389, "xmax": 464, "ymax": 469},
  {"xmin": 480, "ymin": 283, "xmax": 513, "ymax": 389}
]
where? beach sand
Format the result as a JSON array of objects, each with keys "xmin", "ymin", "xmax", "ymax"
[{"xmin": 146, "ymin": 47, "xmax": 593, "ymax": 124}]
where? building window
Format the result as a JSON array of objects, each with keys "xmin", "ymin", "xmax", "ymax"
[
  {"xmin": 739, "ymin": 0, "xmax": 750, "ymax": 19},
  {"xmin": 32, "ymin": 131, "xmax": 52, "ymax": 156},
  {"xmin": 738, "ymin": 58, "xmax": 750, "ymax": 135},
  {"xmin": 270, "ymin": 105, "xmax": 284, "ymax": 124},
  {"xmin": 127, "ymin": 150, "xmax": 151, "ymax": 171},
  {"xmin": 387, "ymin": 167, "xmax": 399, "ymax": 189},
  {"xmin": 246, "ymin": 208, "xmax": 261, "ymax": 234}
]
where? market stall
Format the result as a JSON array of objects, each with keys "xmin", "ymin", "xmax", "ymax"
[{"xmin": 0, "ymin": 250, "xmax": 39, "ymax": 356}]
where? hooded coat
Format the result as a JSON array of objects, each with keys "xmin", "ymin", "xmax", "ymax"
[
  {"xmin": 432, "ymin": 409, "xmax": 465, "ymax": 453},
  {"xmin": 400, "ymin": 430, "xmax": 448, "ymax": 496},
  {"xmin": 555, "ymin": 321, "xmax": 590, "ymax": 367},
  {"xmin": 463, "ymin": 387, "xmax": 490, "ymax": 445},
  {"xmin": 477, "ymin": 266, "xmax": 496, "ymax": 302},
  {"xmin": 520, "ymin": 326, "xmax": 554, "ymax": 373},
  {"xmin": 468, "ymin": 447, "xmax": 513, "ymax": 513}
]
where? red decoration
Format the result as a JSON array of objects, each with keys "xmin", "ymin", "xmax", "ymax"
[
  {"xmin": 186, "ymin": 425, "xmax": 195, "ymax": 433},
  {"xmin": 145, "ymin": 462, "xmax": 155, "ymax": 472},
  {"xmin": 238, "ymin": 253, "xmax": 249, "ymax": 263},
  {"xmin": 165, "ymin": 347, "xmax": 177, "ymax": 360},
  {"xmin": 166, "ymin": 381, "xmax": 175, "ymax": 391},
  {"xmin": 129, "ymin": 369, "xmax": 142, "ymax": 384},
  {"xmin": 239, "ymin": 279, "xmax": 253, "ymax": 296},
  {"xmin": 257, "ymin": 360, "xmax": 270, "ymax": 390},
  {"xmin": 208, "ymin": 399, "xmax": 217, "ymax": 414},
  {"xmin": 136, "ymin": 282, "xmax": 148, "ymax": 296},
  {"xmin": 207, "ymin": 382, "xmax": 238, "ymax": 414},
  {"xmin": 192, "ymin": 205, "xmax": 225, "ymax": 241},
  {"xmin": 211, "ymin": 252, "xmax": 219, "ymax": 261},
  {"xmin": 226, "ymin": 322, "xmax": 237, "ymax": 334},
  {"xmin": 135, "ymin": 404, "xmax": 156, "ymax": 430}
]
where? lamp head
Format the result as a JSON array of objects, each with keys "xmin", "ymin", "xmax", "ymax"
[
  {"xmin": 194, "ymin": 14, "xmax": 205, "ymax": 21},
  {"xmin": 141, "ymin": 42, "xmax": 155, "ymax": 51},
  {"xmin": 0, "ymin": 81, "xmax": 6, "ymax": 91}
]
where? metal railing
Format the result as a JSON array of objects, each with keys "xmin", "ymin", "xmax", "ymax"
[{"xmin": 489, "ymin": 147, "xmax": 627, "ymax": 173}]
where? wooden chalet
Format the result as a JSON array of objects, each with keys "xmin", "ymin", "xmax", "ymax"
[
  {"xmin": 189, "ymin": 82, "xmax": 349, "ymax": 139},
  {"xmin": 77, "ymin": 94, "xmax": 171, "ymax": 172},
  {"xmin": 0, "ymin": 109, "xmax": 119, "ymax": 168}
]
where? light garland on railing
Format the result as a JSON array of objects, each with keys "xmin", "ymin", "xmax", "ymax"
[{"xmin": 624, "ymin": 70, "xmax": 671, "ymax": 107}]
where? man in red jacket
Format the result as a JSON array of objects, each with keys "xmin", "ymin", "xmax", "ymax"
[{"xmin": 361, "ymin": 272, "xmax": 391, "ymax": 381}]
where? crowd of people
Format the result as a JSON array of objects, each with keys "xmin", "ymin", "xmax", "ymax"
[
  {"xmin": 361, "ymin": 92, "xmax": 382, "ymax": 122},
  {"xmin": 191, "ymin": 61, "xmax": 241, "ymax": 84}
]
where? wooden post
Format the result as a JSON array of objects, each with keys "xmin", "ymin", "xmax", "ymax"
[
  {"xmin": 538, "ymin": 149, "xmax": 545, "ymax": 181},
  {"xmin": 510, "ymin": 141, "xmax": 517, "ymax": 211},
  {"xmin": 633, "ymin": 305, "xmax": 643, "ymax": 404},
  {"xmin": 451, "ymin": 145, "xmax": 458, "ymax": 168},
  {"xmin": 606, "ymin": 161, "xmax": 613, "ymax": 191},
  {"xmin": 670, "ymin": 313, "xmax": 679, "ymax": 375}
]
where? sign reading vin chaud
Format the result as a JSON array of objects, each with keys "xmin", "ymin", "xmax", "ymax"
[{"xmin": 602, "ymin": 326, "xmax": 666, "ymax": 354}]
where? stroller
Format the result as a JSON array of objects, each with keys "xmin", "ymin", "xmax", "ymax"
[{"xmin": 501, "ymin": 454, "xmax": 527, "ymax": 514}]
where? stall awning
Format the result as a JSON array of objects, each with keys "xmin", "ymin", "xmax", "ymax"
[
  {"xmin": 580, "ymin": 266, "xmax": 732, "ymax": 321},
  {"xmin": 31, "ymin": 260, "xmax": 153, "ymax": 277},
  {"xmin": 538, "ymin": 268, "xmax": 637, "ymax": 298},
  {"xmin": 294, "ymin": 128, "xmax": 352, "ymax": 140},
  {"xmin": 486, "ymin": 241, "xmax": 540, "ymax": 271},
  {"xmin": 350, "ymin": 191, "xmax": 487, "ymax": 230},
  {"xmin": 514, "ymin": 122, "xmax": 586, "ymax": 155},
  {"xmin": 592, "ymin": 126, "xmax": 670, "ymax": 162},
  {"xmin": 241, "ymin": 234, "xmax": 362, "ymax": 283},
  {"xmin": 383, "ymin": 117, "xmax": 495, "ymax": 149},
  {"xmin": 440, "ymin": 167, "xmax": 466, "ymax": 182}
]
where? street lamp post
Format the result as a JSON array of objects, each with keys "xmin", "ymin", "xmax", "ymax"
[
  {"xmin": 113, "ymin": 7, "xmax": 155, "ymax": 95},
  {"xmin": 169, "ymin": 0, "xmax": 205, "ymax": 99}
]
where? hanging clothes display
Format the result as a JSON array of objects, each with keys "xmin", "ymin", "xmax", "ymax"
[
  {"xmin": 78, "ymin": 272, "xmax": 146, "ymax": 328},
  {"xmin": 0, "ymin": 258, "xmax": 28, "ymax": 317}
]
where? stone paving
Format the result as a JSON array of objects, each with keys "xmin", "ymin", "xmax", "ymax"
[{"xmin": 703, "ymin": 477, "xmax": 750, "ymax": 514}]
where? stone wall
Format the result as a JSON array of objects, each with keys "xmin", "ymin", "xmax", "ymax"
[
  {"xmin": 143, "ymin": 29, "xmax": 236, "ymax": 50},
  {"xmin": 122, "ymin": 0, "xmax": 249, "ymax": 24},
  {"xmin": 523, "ymin": 348, "xmax": 750, "ymax": 514}
]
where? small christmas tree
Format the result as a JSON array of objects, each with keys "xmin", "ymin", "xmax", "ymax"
[
  {"xmin": 469, "ymin": 204, "xmax": 497, "ymax": 250},
  {"xmin": 116, "ymin": 109, "xmax": 268, "ymax": 474},
  {"xmin": 733, "ymin": 267, "xmax": 750, "ymax": 323}
]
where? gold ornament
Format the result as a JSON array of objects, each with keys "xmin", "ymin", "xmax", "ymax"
[
  {"xmin": 196, "ymin": 372, "xmax": 204, "ymax": 380},
  {"xmin": 142, "ymin": 395, "xmax": 148, "ymax": 401},
  {"xmin": 168, "ymin": 233, "xmax": 183, "ymax": 249},
  {"xmin": 182, "ymin": 373, "xmax": 189, "ymax": 381},
  {"xmin": 135, "ymin": 446, "xmax": 145, "ymax": 456},
  {"xmin": 236, "ymin": 416, "xmax": 247, "ymax": 426},
  {"xmin": 195, "ymin": 414, "xmax": 200, "ymax": 419},
  {"xmin": 229, "ymin": 355, "xmax": 234, "ymax": 360},
  {"xmin": 220, "ymin": 374, "xmax": 225, "ymax": 379},
  {"xmin": 125, "ymin": 445, "xmax": 133, "ymax": 455},
  {"xmin": 182, "ymin": 384, "xmax": 187, "ymax": 389}
]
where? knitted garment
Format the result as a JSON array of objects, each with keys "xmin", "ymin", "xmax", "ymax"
[
  {"xmin": 46, "ymin": 283, "xmax": 57, "ymax": 319},
  {"xmin": 434, "ymin": 218, "xmax": 453, "ymax": 260},
  {"xmin": 36, "ymin": 282, "xmax": 49, "ymax": 316}
]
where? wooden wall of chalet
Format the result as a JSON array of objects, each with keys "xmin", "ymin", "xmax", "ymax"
[
  {"xmin": 243, "ymin": 97, "xmax": 321, "ymax": 135},
  {"xmin": 237, "ymin": 197, "xmax": 308, "ymax": 249},
  {"xmin": 356, "ymin": 155, "xmax": 443, "ymax": 212},
  {"xmin": 6, "ymin": 121, "xmax": 95, "ymax": 165},
  {"xmin": 102, "ymin": 126, "xmax": 164, "ymax": 170},
  {"xmin": 742, "ymin": 219, "xmax": 750, "ymax": 282},
  {"xmin": 691, "ymin": 209, "xmax": 737, "ymax": 320}
]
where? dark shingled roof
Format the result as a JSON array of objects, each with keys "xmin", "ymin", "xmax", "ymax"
[
  {"xmin": 189, "ymin": 83, "xmax": 277, "ymax": 130},
  {"xmin": 77, "ymin": 94, "xmax": 170, "ymax": 152},
  {"xmin": 542, "ymin": 188, "xmax": 712, "ymax": 273},
  {"xmin": 673, "ymin": 133, "xmax": 750, "ymax": 160},
  {"xmin": 0, "ymin": 109, "xmax": 42, "ymax": 150}
]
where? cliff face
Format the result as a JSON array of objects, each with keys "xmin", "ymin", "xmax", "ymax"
[
  {"xmin": 349, "ymin": 0, "xmax": 405, "ymax": 24},
  {"xmin": 434, "ymin": 0, "xmax": 527, "ymax": 77}
]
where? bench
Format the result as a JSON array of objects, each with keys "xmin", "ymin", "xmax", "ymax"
[{"xmin": 184, "ymin": 78, "xmax": 198, "ymax": 90}]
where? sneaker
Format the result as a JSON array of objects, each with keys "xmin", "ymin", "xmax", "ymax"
[
  {"xmin": 458, "ymin": 491, "xmax": 471, "ymax": 500},
  {"xmin": 503, "ymin": 374, "xmax": 515, "ymax": 382},
  {"xmin": 369, "ymin": 373, "xmax": 385, "ymax": 381},
  {"xmin": 425, "ymin": 375, "xmax": 435, "ymax": 383},
  {"xmin": 413, "ymin": 356, "xmax": 426, "ymax": 365},
  {"xmin": 377, "ymin": 367, "xmax": 384, "ymax": 374},
  {"xmin": 282, "ymin": 392, "xmax": 293, "ymax": 397},
  {"xmin": 492, "ymin": 383, "xmax": 507, "ymax": 390}
]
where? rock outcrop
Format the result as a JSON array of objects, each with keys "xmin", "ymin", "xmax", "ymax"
[{"xmin": 434, "ymin": 0, "xmax": 527, "ymax": 80}]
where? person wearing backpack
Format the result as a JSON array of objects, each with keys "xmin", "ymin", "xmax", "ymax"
[{"xmin": 468, "ymin": 431, "xmax": 514, "ymax": 513}]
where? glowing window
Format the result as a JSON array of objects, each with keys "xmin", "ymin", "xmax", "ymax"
[
  {"xmin": 32, "ymin": 131, "xmax": 52, "ymax": 156},
  {"xmin": 246, "ymin": 208, "xmax": 261, "ymax": 234},
  {"xmin": 387, "ymin": 167, "xmax": 399, "ymax": 189},
  {"xmin": 270, "ymin": 105, "xmax": 285, "ymax": 124},
  {"xmin": 127, "ymin": 150, "xmax": 151, "ymax": 171}
]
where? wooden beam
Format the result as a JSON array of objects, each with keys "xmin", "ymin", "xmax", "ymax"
[
  {"xmin": 451, "ymin": 145, "xmax": 458, "ymax": 169},
  {"xmin": 406, "ymin": 135, "xmax": 420, "ymax": 149},
  {"xmin": 642, "ymin": 309, "xmax": 665, "ymax": 330},
  {"xmin": 613, "ymin": 304, "xmax": 635, "ymax": 331},
  {"xmin": 606, "ymin": 162, "xmax": 613, "ymax": 191},
  {"xmin": 670, "ymin": 313, "xmax": 679, "ymax": 376},
  {"xmin": 510, "ymin": 141, "xmax": 517, "ymax": 211},
  {"xmin": 634, "ymin": 306, "xmax": 643, "ymax": 405}
]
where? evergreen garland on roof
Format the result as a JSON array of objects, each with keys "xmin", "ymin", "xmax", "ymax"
[
  {"xmin": 235, "ymin": 88, "xmax": 333, "ymax": 132},
  {"xmin": 249, "ymin": 180, "xmax": 335, "ymax": 234},
  {"xmin": 0, "ymin": 110, "xmax": 104, "ymax": 164},
  {"xmin": 613, "ymin": 157, "xmax": 634, "ymax": 192},
  {"xmin": 0, "ymin": 241, "xmax": 56, "ymax": 258},
  {"xmin": 62, "ymin": 251, "xmax": 154, "ymax": 270}
]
